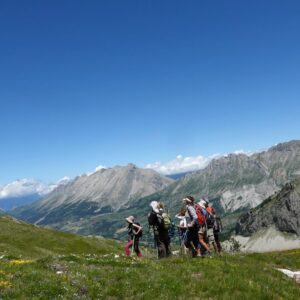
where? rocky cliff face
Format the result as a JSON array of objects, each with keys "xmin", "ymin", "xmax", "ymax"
[
  {"xmin": 236, "ymin": 179, "xmax": 300, "ymax": 236},
  {"xmin": 134, "ymin": 141, "xmax": 300, "ymax": 216},
  {"xmin": 12, "ymin": 164, "xmax": 173, "ymax": 225}
]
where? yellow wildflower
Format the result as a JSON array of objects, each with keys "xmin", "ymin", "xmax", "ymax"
[
  {"xmin": 9, "ymin": 259, "xmax": 33, "ymax": 265},
  {"xmin": 0, "ymin": 280, "xmax": 11, "ymax": 289}
]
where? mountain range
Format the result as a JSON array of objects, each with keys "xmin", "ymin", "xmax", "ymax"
[
  {"xmin": 12, "ymin": 164, "xmax": 173, "ymax": 228},
  {"xmin": 11, "ymin": 140, "xmax": 300, "ymax": 240}
]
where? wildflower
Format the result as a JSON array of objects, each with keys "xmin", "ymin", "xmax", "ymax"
[
  {"xmin": 9, "ymin": 259, "xmax": 33, "ymax": 266},
  {"xmin": 0, "ymin": 280, "xmax": 11, "ymax": 289}
]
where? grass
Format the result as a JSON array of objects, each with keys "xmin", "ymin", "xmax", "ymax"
[
  {"xmin": 0, "ymin": 251, "xmax": 300, "ymax": 299},
  {"xmin": 0, "ymin": 216, "xmax": 121, "ymax": 258},
  {"xmin": 0, "ymin": 216, "xmax": 299, "ymax": 299}
]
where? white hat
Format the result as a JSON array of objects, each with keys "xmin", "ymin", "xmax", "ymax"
[
  {"xmin": 182, "ymin": 197, "xmax": 193, "ymax": 204},
  {"xmin": 150, "ymin": 201, "xmax": 159, "ymax": 213},
  {"xmin": 198, "ymin": 200, "xmax": 207, "ymax": 209},
  {"xmin": 125, "ymin": 216, "xmax": 134, "ymax": 223}
]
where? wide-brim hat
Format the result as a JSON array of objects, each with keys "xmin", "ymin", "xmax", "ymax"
[
  {"xmin": 198, "ymin": 200, "xmax": 207, "ymax": 209},
  {"xmin": 150, "ymin": 201, "xmax": 159, "ymax": 213},
  {"xmin": 125, "ymin": 216, "xmax": 134, "ymax": 223}
]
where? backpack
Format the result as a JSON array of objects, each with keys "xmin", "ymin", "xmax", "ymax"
[
  {"xmin": 205, "ymin": 210, "xmax": 215, "ymax": 229},
  {"xmin": 133, "ymin": 222, "xmax": 143, "ymax": 238},
  {"xmin": 162, "ymin": 213, "xmax": 171, "ymax": 230},
  {"xmin": 148, "ymin": 211, "xmax": 157, "ymax": 226},
  {"xmin": 194, "ymin": 204, "xmax": 206, "ymax": 226}
]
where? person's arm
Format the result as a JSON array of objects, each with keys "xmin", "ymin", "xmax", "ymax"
[
  {"xmin": 187, "ymin": 206, "xmax": 197, "ymax": 227},
  {"xmin": 183, "ymin": 218, "xmax": 187, "ymax": 228},
  {"xmin": 132, "ymin": 223, "xmax": 142, "ymax": 235},
  {"xmin": 176, "ymin": 223, "xmax": 187, "ymax": 229}
]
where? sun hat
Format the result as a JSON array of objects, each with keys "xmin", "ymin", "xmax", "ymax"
[
  {"xmin": 198, "ymin": 199, "xmax": 207, "ymax": 209},
  {"xmin": 150, "ymin": 201, "xmax": 159, "ymax": 213},
  {"xmin": 125, "ymin": 216, "xmax": 134, "ymax": 223}
]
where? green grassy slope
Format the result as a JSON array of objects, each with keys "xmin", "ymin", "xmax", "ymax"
[
  {"xmin": 0, "ymin": 216, "xmax": 300, "ymax": 299},
  {"xmin": 1, "ymin": 248, "xmax": 300, "ymax": 299},
  {"xmin": 0, "ymin": 216, "xmax": 121, "ymax": 258}
]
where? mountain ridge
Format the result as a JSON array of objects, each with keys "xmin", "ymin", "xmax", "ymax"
[
  {"xmin": 11, "ymin": 140, "xmax": 300, "ymax": 238},
  {"xmin": 11, "ymin": 164, "xmax": 173, "ymax": 226}
]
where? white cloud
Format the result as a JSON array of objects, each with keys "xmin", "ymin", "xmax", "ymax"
[
  {"xmin": 0, "ymin": 177, "xmax": 70, "ymax": 199},
  {"xmin": 94, "ymin": 165, "xmax": 106, "ymax": 172},
  {"xmin": 232, "ymin": 149, "xmax": 256, "ymax": 156},
  {"xmin": 145, "ymin": 154, "xmax": 221, "ymax": 175},
  {"xmin": 84, "ymin": 165, "xmax": 107, "ymax": 176},
  {"xmin": 145, "ymin": 149, "xmax": 258, "ymax": 175},
  {"xmin": 0, "ymin": 179, "xmax": 49, "ymax": 199},
  {"xmin": 56, "ymin": 176, "xmax": 70, "ymax": 185}
]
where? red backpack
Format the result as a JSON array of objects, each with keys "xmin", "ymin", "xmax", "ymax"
[{"xmin": 194, "ymin": 204, "xmax": 206, "ymax": 226}]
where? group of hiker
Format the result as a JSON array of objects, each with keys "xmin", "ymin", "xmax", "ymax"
[{"xmin": 124, "ymin": 196, "xmax": 222, "ymax": 258}]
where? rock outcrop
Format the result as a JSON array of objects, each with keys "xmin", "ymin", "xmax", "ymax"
[{"xmin": 236, "ymin": 179, "xmax": 300, "ymax": 236}]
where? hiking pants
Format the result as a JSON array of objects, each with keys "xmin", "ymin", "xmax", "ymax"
[
  {"xmin": 124, "ymin": 239, "xmax": 142, "ymax": 257},
  {"xmin": 155, "ymin": 231, "xmax": 171, "ymax": 258},
  {"xmin": 184, "ymin": 227, "xmax": 199, "ymax": 257},
  {"xmin": 214, "ymin": 231, "xmax": 222, "ymax": 252}
]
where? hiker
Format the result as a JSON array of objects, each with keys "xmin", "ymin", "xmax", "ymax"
[
  {"xmin": 175, "ymin": 207, "xmax": 188, "ymax": 255},
  {"xmin": 124, "ymin": 216, "xmax": 142, "ymax": 257},
  {"xmin": 196, "ymin": 199, "xmax": 212, "ymax": 257},
  {"xmin": 206, "ymin": 205, "xmax": 223, "ymax": 253},
  {"xmin": 148, "ymin": 201, "xmax": 171, "ymax": 258},
  {"xmin": 182, "ymin": 196, "xmax": 199, "ymax": 257}
]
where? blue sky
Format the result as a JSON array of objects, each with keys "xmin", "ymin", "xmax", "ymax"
[{"xmin": 1, "ymin": 0, "xmax": 300, "ymax": 185}]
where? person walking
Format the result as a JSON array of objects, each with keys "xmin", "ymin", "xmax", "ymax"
[
  {"xmin": 182, "ymin": 196, "xmax": 199, "ymax": 257},
  {"xmin": 175, "ymin": 207, "xmax": 188, "ymax": 255},
  {"xmin": 206, "ymin": 205, "xmax": 223, "ymax": 253},
  {"xmin": 124, "ymin": 216, "xmax": 142, "ymax": 257},
  {"xmin": 148, "ymin": 201, "xmax": 171, "ymax": 258},
  {"xmin": 197, "ymin": 199, "xmax": 212, "ymax": 257}
]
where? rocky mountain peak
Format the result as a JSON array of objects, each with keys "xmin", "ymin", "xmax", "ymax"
[
  {"xmin": 269, "ymin": 140, "xmax": 300, "ymax": 152},
  {"xmin": 126, "ymin": 163, "xmax": 137, "ymax": 169},
  {"xmin": 12, "ymin": 164, "xmax": 174, "ymax": 226}
]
